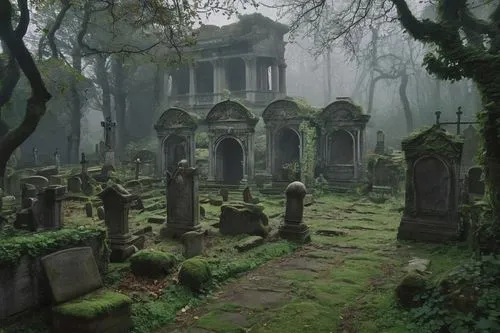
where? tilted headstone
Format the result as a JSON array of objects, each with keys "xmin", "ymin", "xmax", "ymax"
[
  {"xmin": 98, "ymin": 184, "xmax": 143, "ymax": 261},
  {"xmin": 278, "ymin": 181, "xmax": 311, "ymax": 243},
  {"xmin": 67, "ymin": 176, "xmax": 82, "ymax": 193},
  {"xmin": 398, "ymin": 126, "xmax": 463, "ymax": 242},
  {"xmin": 41, "ymin": 247, "xmax": 103, "ymax": 304},
  {"xmin": 20, "ymin": 175, "xmax": 49, "ymax": 192},
  {"xmin": 161, "ymin": 160, "xmax": 201, "ymax": 238}
]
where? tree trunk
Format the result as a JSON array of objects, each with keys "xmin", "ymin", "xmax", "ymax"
[
  {"xmin": 367, "ymin": 76, "xmax": 385, "ymax": 115},
  {"xmin": 399, "ymin": 72, "xmax": 414, "ymax": 133},
  {"xmin": 68, "ymin": 46, "xmax": 82, "ymax": 164},
  {"xmin": 96, "ymin": 55, "xmax": 112, "ymax": 118},
  {"xmin": 112, "ymin": 56, "xmax": 127, "ymax": 158}
]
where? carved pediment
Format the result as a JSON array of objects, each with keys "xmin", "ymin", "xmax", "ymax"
[
  {"xmin": 262, "ymin": 98, "xmax": 314, "ymax": 122},
  {"xmin": 319, "ymin": 98, "xmax": 366, "ymax": 124},
  {"xmin": 206, "ymin": 100, "xmax": 256, "ymax": 123},
  {"xmin": 155, "ymin": 107, "xmax": 198, "ymax": 131}
]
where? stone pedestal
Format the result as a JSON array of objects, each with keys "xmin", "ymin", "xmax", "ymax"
[
  {"xmin": 278, "ymin": 181, "xmax": 311, "ymax": 243},
  {"xmin": 161, "ymin": 160, "xmax": 201, "ymax": 239},
  {"xmin": 98, "ymin": 184, "xmax": 143, "ymax": 262}
]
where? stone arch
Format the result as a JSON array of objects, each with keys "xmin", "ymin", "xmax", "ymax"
[
  {"xmin": 214, "ymin": 135, "xmax": 245, "ymax": 185},
  {"xmin": 274, "ymin": 126, "xmax": 301, "ymax": 177},
  {"xmin": 413, "ymin": 155, "xmax": 451, "ymax": 213},
  {"xmin": 225, "ymin": 58, "xmax": 246, "ymax": 91},
  {"xmin": 328, "ymin": 130, "xmax": 355, "ymax": 164},
  {"xmin": 154, "ymin": 107, "xmax": 198, "ymax": 130},
  {"xmin": 320, "ymin": 98, "xmax": 363, "ymax": 122}
]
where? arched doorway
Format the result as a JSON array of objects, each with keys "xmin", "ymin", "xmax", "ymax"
[
  {"xmin": 164, "ymin": 134, "xmax": 187, "ymax": 172},
  {"xmin": 274, "ymin": 127, "xmax": 300, "ymax": 180},
  {"xmin": 329, "ymin": 130, "xmax": 354, "ymax": 164},
  {"xmin": 216, "ymin": 137, "xmax": 244, "ymax": 185}
]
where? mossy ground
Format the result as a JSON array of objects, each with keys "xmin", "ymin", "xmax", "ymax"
[
  {"xmin": 53, "ymin": 289, "xmax": 131, "ymax": 318},
  {"xmin": 0, "ymin": 169, "xmax": 471, "ymax": 333}
]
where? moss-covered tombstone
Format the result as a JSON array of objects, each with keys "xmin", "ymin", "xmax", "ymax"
[
  {"xmin": 130, "ymin": 249, "xmax": 177, "ymax": 278},
  {"xmin": 395, "ymin": 272, "xmax": 428, "ymax": 308},
  {"xmin": 398, "ymin": 125, "xmax": 464, "ymax": 242},
  {"xmin": 178, "ymin": 257, "xmax": 211, "ymax": 291}
]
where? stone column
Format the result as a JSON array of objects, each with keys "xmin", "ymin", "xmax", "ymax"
[
  {"xmin": 278, "ymin": 181, "xmax": 311, "ymax": 243},
  {"xmin": 278, "ymin": 64, "xmax": 287, "ymax": 95},
  {"xmin": 247, "ymin": 133, "xmax": 255, "ymax": 182},
  {"xmin": 271, "ymin": 63, "xmax": 279, "ymax": 92},
  {"xmin": 244, "ymin": 56, "xmax": 257, "ymax": 102},
  {"xmin": 189, "ymin": 133, "xmax": 196, "ymax": 168},
  {"xmin": 207, "ymin": 133, "xmax": 215, "ymax": 181},
  {"xmin": 212, "ymin": 59, "xmax": 226, "ymax": 103},
  {"xmin": 189, "ymin": 65, "xmax": 196, "ymax": 105}
]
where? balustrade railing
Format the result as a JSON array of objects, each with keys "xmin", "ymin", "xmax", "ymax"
[{"xmin": 169, "ymin": 90, "xmax": 282, "ymax": 107}]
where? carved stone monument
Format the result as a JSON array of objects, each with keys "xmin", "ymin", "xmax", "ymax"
[
  {"xmin": 98, "ymin": 184, "xmax": 144, "ymax": 262},
  {"xmin": 398, "ymin": 126, "xmax": 463, "ymax": 242},
  {"xmin": 161, "ymin": 160, "xmax": 201, "ymax": 238},
  {"xmin": 278, "ymin": 181, "xmax": 311, "ymax": 243},
  {"xmin": 101, "ymin": 116, "xmax": 116, "ymax": 166}
]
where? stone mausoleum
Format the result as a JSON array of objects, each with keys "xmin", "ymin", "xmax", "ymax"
[{"xmin": 165, "ymin": 14, "xmax": 288, "ymax": 115}]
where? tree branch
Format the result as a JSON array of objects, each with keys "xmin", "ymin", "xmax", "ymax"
[{"xmin": 46, "ymin": 0, "xmax": 72, "ymax": 58}]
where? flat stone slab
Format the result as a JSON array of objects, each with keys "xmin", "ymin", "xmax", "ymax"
[
  {"xmin": 316, "ymin": 229, "xmax": 348, "ymax": 237},
  {"xmin": 148, "ymin": 216, "xmax": 165, "ymax": 224},
  {"xmin": 235, "ymin": 236, "xmax": 264, "ymax": 252},
  {"xmin": 404, "ymin": 258, "xmax": 430, "ymax": 273}
]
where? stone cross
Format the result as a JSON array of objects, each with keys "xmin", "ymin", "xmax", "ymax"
[
  {"xmin": 54, "ymin": 149, "xmax": 61, "ymax": 170},
  {"xmin": 80, "ymin": 152, "xmax": 88, "ymax": 174},
  {"xmin": 278, "ymin": 181, "xmax": 311, "ymax": 243},
  {"xmin": 32, "ymin": 147, "xmax": 39, "ymax": 166},
  {"xmin": 375, "ymin": 130, "xmax": 385, "ymax": 155},
  {"xmin": 100, "ymin": 116, "xmax": 116, "ymax": 150},
  {"xmin": 134, "ymin": 158, "xmax": 141, "ymax": 180}
]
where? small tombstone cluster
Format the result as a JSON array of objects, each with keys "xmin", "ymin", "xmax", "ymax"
[{"xmin": 15, "ymin": 179, "xmax": 66, "ymax": 232}]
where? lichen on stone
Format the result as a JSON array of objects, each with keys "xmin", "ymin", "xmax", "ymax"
[{"xmin": 178, "ymin": 257, "xmax": 211, "ymax": 291}]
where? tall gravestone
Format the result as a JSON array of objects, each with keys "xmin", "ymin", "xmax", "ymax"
[
  {"xmin": 101, "ymin": 116, "xmax": 116, "ymax": 166},
  {"xmin": 398, "ymin": 126, "xmax": 463, "ymax": 242},
  {"xmin": 278, "ymin": 181, "xmax": 311, "ymax": 243},
  {"xmin": 98, "ymin": 184, "xmax": 144, "ymax": 261},
  {"xmin": 161, "ymin": 160, "xmax": 201, "ymax": 238}
]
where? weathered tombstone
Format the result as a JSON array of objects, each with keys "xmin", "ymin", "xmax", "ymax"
[
  {"xmin": 161, "ymin": 160, "xmax": 201, "ymax": 238},
  {"xmin": 467, "ymin": 167, "xmax": 485, "ymax": 197},
  {"xmin": 398, "ymin": 126, "xmax": 463, "ymax": 242},
  {"xmin": 375, "ymin": 130, "xmax": 385, "ymax": 155},
  {"xmin": 181, "ymin": 231, "xmax": 204, "ymax": 258},
  {"xmin": 219, "ymin": 187, "xmax": 229, "ymax": 201},
  {"xmin": 41, "ymin": 247, "xmax": 133, "ymax": 333},
  {"xmin": 20, "ymin": 175, "xmax": 49, "ymax": 192},
  {"xmin": 80, "ymin": 152, "xmax": 88, "ymax": 174},
  {"xmin": 54, "ymin": 149, "xmax": 61, "ymax": 171},
  {"xmin": 135, "ymin": 158, "xmax": 141, "ymax": 180},
  {"xmin": 85, "ymin": 202, "xmax": 93, "ymax": 217},
  {"xmin": 67, "ymin": 176, "xmax": 82, "ymax": 193},
  {"xmin": 32, "ymin": 147, "xmax": 39, "ymax": 166},
  {"xmin": 278, "ymin": 181, "xmax": 311, "ymax": 243},
  {"xmin": 243, "ymin": 186, "xmax": 252, "ymax": 203},
  {"xmin": 98, "ymin": 184, "xmax": 143, "ymax": 261},
  {"xmin": 32, "ymin": 185, "xmax": 66, "ymax": 231},
  {"xmin": 461, "ymin": 125, "xmax": 480, "ymax": 172},
  {"xmin": 97, "ymin": 206, "xmax": 105, "ymax": 220}
]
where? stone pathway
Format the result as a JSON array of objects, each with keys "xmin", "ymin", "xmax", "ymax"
[{"xmin": 157, "ymin": 243, "xmax": 357, "ymax": 333}]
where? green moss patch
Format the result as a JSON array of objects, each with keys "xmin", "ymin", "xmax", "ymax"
[
  {"xmin": 130, "ymin": 249, "xmax": 177, "ymax": 278},
  {"xmin": 0, "ymin": 226, "xmax": 107, "ymax": 267},
  {"xmin": 178, "ymin": 257, "xmax": 211, "ymax": 291},
  {"xmin": 53, "ymin": 289, "xmax": 131, "ymax": 318}
]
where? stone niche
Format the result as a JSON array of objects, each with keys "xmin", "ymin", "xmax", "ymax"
[
  {"xmin": 155, "ymin": 107, "xmax": 199, "ymax": 175},
  {"xmin": 316, "ymin": 97, "xmax": 370, "ymax": 187},
  {"xmin": 398, "ymin": 126, "xmax": 464, "ymax": 242},
  {"xmin": 206, "ymin": 100, "xmax": 258, "ymax": 185},
  {"xmin": 262, "ymin": 97, "xmax": 317, "ymax": 182}
]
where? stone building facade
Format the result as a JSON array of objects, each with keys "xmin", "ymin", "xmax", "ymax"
[{"xmin": 165, "ymin": 14, "xmax": 288, "ymax": 115}]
